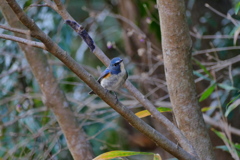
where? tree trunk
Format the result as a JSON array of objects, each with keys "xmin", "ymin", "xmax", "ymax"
[
  {"xmin": 0, "ymin": 1, "xmax": 93, "ymax": 160},
  {"xmin": 157, "ymin": 0, "xmax": 215, "ymax": 159}
]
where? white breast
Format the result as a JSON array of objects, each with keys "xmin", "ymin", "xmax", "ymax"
[{"xmin": 100, "ymin": 63, "xmax": 127, "ymax": 91}]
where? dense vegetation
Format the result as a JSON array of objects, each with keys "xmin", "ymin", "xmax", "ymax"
[{"xmin": 0, "ymin": 0, "xmax": 240, "ymax": 159}]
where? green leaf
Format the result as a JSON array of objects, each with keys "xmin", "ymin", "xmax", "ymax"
[
  {"xmin": 199, "ymin": 83, "xmax": 216, "ymax": 102},
  {"xmin": 233, "ymin": 26, "xmax": 240, "ymax": 45},
  {"xmin": 201, "ymin": 107, "xmax": 213, "ymax": 112},
  {"xmin": 216, "ymin": 145, "xmax": 229, "ymax": 152},
  {"xmin": 213, "ymin": 131, "xmax": 240, "ymax": 156},
  {"xmin": 193, "ymin": 58, "xmax": 213, "ymax": 79},
  {"xmin": 193, "ymin": 71, "xmax": 212, "ymax": 81},
  {"xmin": 135, "ymin": 107, "xmax": 172, "ymax": 118},
  {"xmin": 136, "ymin": 106, "xmax": 213, "ymax": 119},
  {"xmin": 234, "ymin": 143, "xmax": 240, "ymax": 150},
  {"xmin": 93, "ymin": 150, "xmax": 154, "ymax": 160},
  {"xmin": 211, "ymin": 128, "xmax": 229, "ymax": 143},
  {"xmin": 216, "ymin": 144, "xmax": 240, "ymax": 156},
  {"xmin": 226, "ymin": 94, "xmax": 240, "ymax": 106},
  {"xmin": 218, "ymin": 83, "xmax": 238, "ymax": 91},
  {"xmin": 235, "ymin": 2, "xmax": 240, "ymax": 15},
  {"xmin": 225, "ymin": 99, "xmax": 240, "ymax": 117}
]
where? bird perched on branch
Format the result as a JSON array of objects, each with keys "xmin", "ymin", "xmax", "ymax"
[{"xmin": 89, "ymin": 57, "xmax": 128, "ymax": 98}]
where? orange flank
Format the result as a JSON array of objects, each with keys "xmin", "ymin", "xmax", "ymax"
[{"xmin": 103, "ymin": 73, "xmax": 111, "ymax": 78}]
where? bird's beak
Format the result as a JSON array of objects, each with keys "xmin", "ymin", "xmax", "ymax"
[{"xmin": 119, "ymin": 59, "xmax": 123, "ymax": 63}]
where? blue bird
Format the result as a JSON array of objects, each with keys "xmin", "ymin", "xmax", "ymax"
[{"xmin": 89, "ymin": 57, "xmax": 128, "ymax": 96}]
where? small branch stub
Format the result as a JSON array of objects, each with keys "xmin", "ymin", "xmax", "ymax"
[{"xmin": 65, "ymin": 20, "xmax": 95, "ymax": 51}]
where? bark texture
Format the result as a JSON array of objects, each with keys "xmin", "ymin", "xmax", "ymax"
[
  {"xmin": 0, "ymin": 1, "xmax": 93, "ymax": 160},
  {"xmin": 157, "ymin": 0, "xmax": 215, "ymax": 159},
  {"xmin": 117, "ymin": 1, "xmax": 191, "ymax": 159}
]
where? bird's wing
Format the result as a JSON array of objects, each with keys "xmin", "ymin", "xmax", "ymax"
[
  {"xmin": 97, "ymin": 68, "xmax": 111, "ymax": 83},
  {"xmin": 89, "ymin": 68, "xmax": 111, "ymax": 95}
]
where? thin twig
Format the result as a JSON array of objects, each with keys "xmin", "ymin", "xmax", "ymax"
[
  {"xmin": 205, "ymin": 3, "xmax": 239, "ymax": 26},
  {"xmin": 0, "ymin": 107, "xmax": 48, "ymax": 128},
  {"xmin": 0, "ymin": 33, "xmax": 46, "ymax": 50},
  {"xmin": 203, "ymin": 114, "xmax": 240, "ymax": 137},
  {"xmin": 0, "ymin": 65, "xmax": 29, "ymax": 79},
  {"xmin": 193, "ymin": 46, "xmax": 240, "ymax": 55},
  {"xmin": 190, "ymin": 31, "xmax": 240, "ymax": 40},
  {"xmin": 206, "ymin": 54, "xmax": 240, "ymax": 72},
  {"xmin": 29, "ymin": 3, "xmax": 49, "ymax": 8},
  {"xmin": 0, "ymin": 24, "xmax": 30, "ymax": 35}
]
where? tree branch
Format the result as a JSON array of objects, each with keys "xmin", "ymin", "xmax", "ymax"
[
  {"xmin": 0, "ymin": 33, "xmax": 46, "ymax": 50},
  {"xmin": 5, "ymin": 0, "xmax": 197, "ymax": 159},
  {"xmin": 0, "ymin": 24, "xmax": 30, "ymax": 35},
  {"xmin": 205, "ymin": 3, "xmax": 239, "ymax": 26},
  {"xmin": 203, "ymin": 114, "xmax": 240, "ymax": 137},
  {"xmin": 157, "ymin": 0, "xmax": 215, "ymax": 159},
  {"xmin": 193, "ymin": 46, "xmax": 240, "ymax": 55}
]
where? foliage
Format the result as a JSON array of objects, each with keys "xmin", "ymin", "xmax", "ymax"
[
  {"xmin": 0, "ymin": 0, "xmax": 240, "ymax": 159},
  {"xmin": 212, "ymin": 128, "xmax": 240, "ymax": 159},
  {"xmin": 135, "ymin": 107, "xmax": 172, "ymax": 118},
  {"xmin": 93, "ymin": 150, "xmax": 161, "ymax": 160}
]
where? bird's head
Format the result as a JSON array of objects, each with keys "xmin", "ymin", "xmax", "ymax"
[{"xmin": 109, "ymin": 57, "xmax": 124, "ymax": 74}]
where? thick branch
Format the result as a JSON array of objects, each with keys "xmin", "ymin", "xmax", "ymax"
[
  {"xmin": 5, "ymin": 0, "xmax": 196, "ymax": 159},
  {"xmin": 0, "ymin": 33, "xmax": 46, "ymax": 50},
  {"xmin": 157, "ymin": 0, "xmax": 215, "ymax": 159}
]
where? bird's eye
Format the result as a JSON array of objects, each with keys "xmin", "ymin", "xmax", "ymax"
[{"xmin": 114, "ymin": 62, "xmax": 119, "ymax": 66}]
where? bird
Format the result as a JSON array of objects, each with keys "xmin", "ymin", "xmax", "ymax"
[{"xmin": 89, "ymin": 57, "xmax": 128, "ymax": 98}]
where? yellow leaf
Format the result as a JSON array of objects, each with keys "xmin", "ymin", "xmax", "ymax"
[
  {"xmin": 135, "ymin": 107, "xmax": 172, "ymax": 118},
  {"xmin": 93, "ymin": 150, "xmax": 153, "ymax": 160},
  {"xmin": 201, "ymin": 107, "xmax": 213, "ymax": 112}
]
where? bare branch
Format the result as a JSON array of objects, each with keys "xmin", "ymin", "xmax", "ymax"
[
  {"xmin": 190, "ymin": 31, "xmax": 240, "ymax": 40},
  {"xmin": 199, "ymin": 54, "xmax": 240, "ymax": 73},
  {"xmin": 203, "ymin": 114, "xmax": 240, "ymax": 137},
  {"xmin": 0, "ymin": 65, "xmax": 28, "ymax": 79},
  {"xmin": 65, "ymin": 20, "xmax": 95, "ymax": 51},
  {"xmin": 29, "ymin": 3, "xmax": 49, "ymax": 8},
  {"xmin": 0, "ymin": 107, "xmax": 48, "ymax": 128},
  {"xmin": 193, "ymin": 46, "xmax": 240, "ymax": 55},
  {"xmin": 44, "ymin": 0, "xmax": 74, "ymax": 21},
  {"xmin": 205, "ymin": 3, "xmax": 239, "ymax": 26},
  {"xmin": 0, "ymin": 33, "xmax": 46, "ymax": 50},
  {"xmin": 0, "ymin": 24, "xmax": 30, "ymax": 35},
  {"xmin": 3, "ymin": 119, "xmax": 57, "ymax": 159}
]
